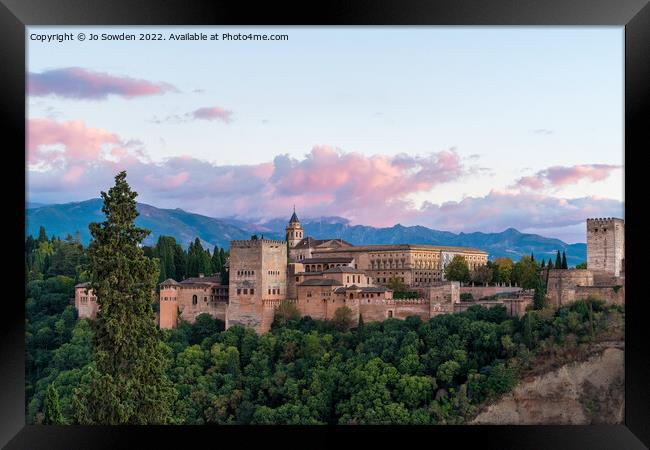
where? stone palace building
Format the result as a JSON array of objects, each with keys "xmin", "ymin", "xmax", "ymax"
[{"xmin": 74, "ymin": 211, "xmax": 625, "ymax": 335}]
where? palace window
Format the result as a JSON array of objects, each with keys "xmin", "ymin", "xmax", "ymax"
[
  {"xmin": 251, "ymin": 289, "xmax": 254, "ymax": 295},
  {"xmin": 243, "ymin": 289, "xmax": 248, "ymax": 295},
  {"xmin": 192, "ymin": 295, "xmax": 198, "ymax": 305},
  {"xmin": 237, "ymin": 289, "xmax": 241, "ymax": 295}
]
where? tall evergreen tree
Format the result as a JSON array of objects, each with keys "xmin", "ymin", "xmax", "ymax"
[
  {"xmin": 548, "ymin": 258, "xmax": 554, "ymax": 270},
  {"xmin": 561, "ymin": 251, "xmax": 568, "ymax": 269},
  {"xmin": 73, "ymin": 171, "xmax": 176, "ymax": 424},
  {"xmin": 532, "ymin": 272, "xmax": 546, "ymax": 310},
  {"xmin": 173, "ymin": 244, "xmax": 186, "ymax": 280},
  {"xmin": 555, "ymin": 251, "xmax": 562, "ymax": 269},
  {"xmin": 541, "ymin": 259, "xmax": 545, "ymax": 268},
  {"xmin": 43, "ymin": 384, "xmax": 64, "ymax": 425},
  {"xmin": 38, "ymin": 225, "xmax": 48, "ymax": 243},
  {"xmin": 211, "ymin": 245, "xmax": 222, "ymax": 274}
]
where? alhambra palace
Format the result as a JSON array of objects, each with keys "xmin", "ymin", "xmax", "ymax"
[{"xmin": 75, "ymin": 213, "xmax": 625, "ymax": 334}]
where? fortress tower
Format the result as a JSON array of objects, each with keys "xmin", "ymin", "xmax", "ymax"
[
  {"xmin": 587, "ymin": 217, "xmax": 625, "ymax": 277},
  {"xmin": 285, "ymin": 207, "xmax": 304, "ymax": 248},
  {"xmin": 226, "ymin": 237, "xmax": 287, "ymax": 333}
]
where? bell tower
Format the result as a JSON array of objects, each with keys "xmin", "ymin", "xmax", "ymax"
[{"xmin": 285, "ymin": 206, "xmax": 304, "ymax": 248}]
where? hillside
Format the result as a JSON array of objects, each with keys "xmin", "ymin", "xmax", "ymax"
[
  {"xmin": 25, "ymin": 199, "xmax": 586, "ymax": 264},
  {"xmin": 471, "ymin": 343, "xmax": 624, "ymax": 424}
]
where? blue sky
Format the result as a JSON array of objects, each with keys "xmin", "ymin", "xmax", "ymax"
[{"xmin": 26, "ymin": 26, "xmax": 624, "ymax": 243}]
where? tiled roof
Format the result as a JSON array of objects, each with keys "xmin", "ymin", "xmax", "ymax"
[
  {"xmin": 323, "ymin": 266, "xmax": 365, "ymax": 274},
  {"xmin": 298, "ymin": 278, "xmax": 343, "ymax": 286},
  {"xmin": 300, "ymin": 257, "xmax": 354, "ymax": 264}
]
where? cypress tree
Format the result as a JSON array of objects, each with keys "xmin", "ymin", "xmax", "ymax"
[
  {"xmin": 533, "ymin": 274, "xmax": 546, "ymax": 310},
  {"xmin": 38, "ymin": 225, "xmax": 48, "ymax": 243},
  {"xmin": 211, "ymin": 245, "xmax": 222, "ymax": 274},
  {"xmin": 43, "ymin": 384, "xmax": 64, "ymax": 425},
  {"xmin": 73, "ymin": 171, "xmax": 176, "ymax": 424},
  {"xmin": 173, "ymin": 244, "xmax": 186, "ymax": 280},
  {"xmin": 541, "ymin": 259, "xmax": 545, "ymax": 268},
  {"xmin": 561, "ymin": 251, "xmax": 568, "ymax": 269},
  {"xmin": 555, "ymin": 251, "xmax": 562, "ymax": 269},
  {"xmin": 548, "ymin": 258, "xmax": 554, "ymax": 270}
]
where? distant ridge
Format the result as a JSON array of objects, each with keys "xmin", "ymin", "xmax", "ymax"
[{"xmin": 25, "ymin": 198, "xmax": 587, "ymax": 265}]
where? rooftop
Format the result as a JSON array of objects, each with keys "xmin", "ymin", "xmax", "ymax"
[
  {"xmin": 314, "ymin": 244, "xmax": 487, "ymax": 254},
  {"xmin": 300, "ymin": 257, "xmax": 354, "ymax": 264},
  {"xmin": 323, "ymin": 266, "xmax": 366, "ymax": 274},
  {"xmin": 298, "ymin": 278, "xmax": 344, "ymax": 287}
]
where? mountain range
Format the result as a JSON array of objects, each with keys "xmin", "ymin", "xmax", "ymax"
[{"xmin": 25, "ymin": 199, "xmax": 587, "ymax": 266}]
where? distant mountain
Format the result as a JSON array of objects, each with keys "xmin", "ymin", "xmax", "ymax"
[
  {"xmin": 25, "ymin": 199, "xmax": 587, "ymax": 265},
  {"xmin": 258, "ymin": 219, "xmax": 587, "ymax": 267},
  {"xmin": 26, "ymin": 202, "xmax": 48, "ymax": 209},
  {"xmin": 25, "ymin": 199, "xmax": 259, "ymax": 251}
]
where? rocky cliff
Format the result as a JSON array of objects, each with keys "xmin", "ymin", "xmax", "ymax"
[{"xmin": 471, "ymin": 342, "xmax": 624, "ymax": 424}]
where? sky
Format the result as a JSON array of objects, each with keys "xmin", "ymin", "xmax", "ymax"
[{"xmin": 26, "ymin": 26, "xmax": 624, "ymax": 243}]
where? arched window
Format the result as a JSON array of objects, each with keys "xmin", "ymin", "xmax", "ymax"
[{"xmin": 192, "ymin": 295, "xmax": 197, "ymax": 305}]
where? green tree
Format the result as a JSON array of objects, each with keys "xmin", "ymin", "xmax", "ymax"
[
  {"xmin": 73, "ymin": 171, "xmax": 176, "ymax": 424},
  {"xmin": 38, "ymin": 225, "xmax": 49, "ymax": 243},
  {"xmin": 513, "ymin": 256, "xmax": 538, "ymax": 290},
  {"xmin": 43, "ymin": 384, "xmax": 65, "ymax": 424},
  {"xmin": 154, "ymin": 236, "xmax": 177, "ymax": 283},
  {"xmin": 332, "ymin": 306, "xmax": 354, "ymax": 331},
  {"xmin": 533, "ymin": 273, "xmax": 546, "ymax": 310},
  {"xmin": 444, "ymin": 256, "xmax": 470, "ymax": 284},
  {"xmin": 273, "ymin": 300, "xmax": 300, "ymax": 328},
  {"xmin": 493, "ymin": 257, "xmax": 513, "ymax": 285},
  {"xmin": 561, "ymin": 251, "xmax": 568, "ymax": 269},
  {"xmin": 387, "ymin": 276, "xmax": 406, "ymax": 293},
  {"xmin": 555, "ymin": 251, "xmax": 562, "ymax": 269},
  {"xmin": 211, "ymin": 246, "xmax": 222, "ymax": 274},
  {"xmin": 470, "ymin": 264, "xmax": 492, "ymax": 286}
]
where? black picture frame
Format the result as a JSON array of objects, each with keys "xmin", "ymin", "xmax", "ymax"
[{"xmin": 2, "ymin": 1, "xmax": 648, "ymax": 448}]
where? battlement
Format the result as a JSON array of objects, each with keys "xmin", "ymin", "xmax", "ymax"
[
  {"xmin": 263, "ymin": 298, "xmax": 297, "ymax": 308},
  {"xmin": 230, "ymin": 238, "xmax": 287, "ymax": 247},
  {"xmin": 586, "ymin": 217, "xmax": 624, "ymax": 229}
]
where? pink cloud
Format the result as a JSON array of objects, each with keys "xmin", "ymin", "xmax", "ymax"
[
  {"xmin": 515, "ymin": 164, "xmax": 621, "ymax": 190},
  {"xmin": 26, "ymin": 123, "xmax": 623, "ymax": 242},
  {"xmin": 28, "ymin": 118, "xmax": 124, "ymax": 165},
  {"xmin": 28, "ymin": 67, "xmax": 177, "ymax": 100},
  {"xmin": 191, "ymin": 107, "xmax": 233, "ymax": 123},
  {"xmin": 418, "ymin": 190, "xmax": 623, "ymax": 234},
  {"xmin": 144, "ymin": 171, "xmax": 190, "ymax": 190}
]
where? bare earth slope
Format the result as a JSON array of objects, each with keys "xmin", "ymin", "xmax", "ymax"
[{"xmin": 471, "ymin": 343, "xmax": 624, "ymax": 424}]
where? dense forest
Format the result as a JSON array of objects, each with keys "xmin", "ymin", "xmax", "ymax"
[
  {"xmin": 25, "ymin": 227, "xmax": 621, "ymax": 424},
  {"xmin": 24, "ymin": 172, "xmax": 617, "ymax": 425}
]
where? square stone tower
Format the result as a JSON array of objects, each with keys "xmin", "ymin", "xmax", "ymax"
[
  {"xmin": 226, "ymin": 238, "xmax": 287, "ymax": 333},
  {"xmin": 586, "ymin": 217, "xmax": 624, "ymax": 276}
]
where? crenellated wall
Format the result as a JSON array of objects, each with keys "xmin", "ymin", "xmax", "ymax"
[
  {"xmin": 587, "ymin": 218, "xmax": 624, "ymax": 277},
  {"xmin": 227, "ymin": 239, "xmax": 287, "ymax": 333}
]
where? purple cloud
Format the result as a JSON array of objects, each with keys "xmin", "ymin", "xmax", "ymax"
[
  {"xmin": 191, "ymin": 107, "xmax": 233, "ymax": 123},
  {"xmin": 28, "ymin": 67, "xmax": 177, "ymax": 100},
  {"xmin": 515, "ymin": 164, "xmax": 622, "ymax": 190}
]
